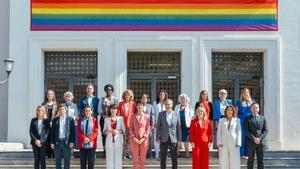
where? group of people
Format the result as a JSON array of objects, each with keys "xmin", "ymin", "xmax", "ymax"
[{"xmin": 29, "ymin": 83, "xmax": 268, "ymax": 169}]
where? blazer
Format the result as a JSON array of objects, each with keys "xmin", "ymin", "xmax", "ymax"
[
  {"xmin": 195, "ymin": 101, "xmax": 214, "ymax": 121},
  {"xmin": 77, "ymin": 117, "xmax": 98, "ymax": 149},
  {"xmin": 50, "ymin": 116, "xmax": 75, "ymax": 146},
  {"xmin": 29, "ymin": 118, "xmax": 50, "ymax": 145},
  {"xmin": 156, "ymin": 111, "xmax": 182, "ymax": 143},
  {"xmin": 79, "ymin": 96, "xmax": 99, "ymax": 118},
  {"xmin": 190, "ymin": 119, "xmax": 212, "ymax": 145},
  {"xmin": 143, "ymin": 103, "xmax": 155, "ymax": 127},
  {"xmin": 153, "ymin": 101, "xmax": 165, "ymax": 126},
  {"xmin": 217, "ymin": 117, "xmax": 241, "ymax": 146},
  {"xmin": 119, "ymin": 101, "xmax": 136, "ymax": 128},
  {"xmin": 103, "ymin": 116, "xmax": 125, "ymax": 147},
  {"xmin": 130, "ymin": 113, "xmax": 151, "ymax": 140},
  {"xmin": 98, "ymin": 96, "xmax": 119, "ymax": 116},
  {"xmin": 64, "ymin": 102, "xmax": 79, "ymax": 124},
  {"xmin": 175, "ymin": 104, "xmax": 194, "ymax": 128},
  {"xmin": 245, "ymin": 114, "xmax": 268, "ymax": 145},
  {"xmin": 213, "ymin": 99, "xmax": 233, "ymax": 122}
]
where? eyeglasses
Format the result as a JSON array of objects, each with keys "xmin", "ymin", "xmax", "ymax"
[
  {"xmin": 219, "ymin": 93, "xmax": 227, "ymax": 95},
  {"xmin": 106, "ymin": 88, "xmax": 112, "ymax": 91}
]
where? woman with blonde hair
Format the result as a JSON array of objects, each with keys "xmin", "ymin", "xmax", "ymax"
[
  {"xmin": 217, "ymin": 105, "xmax": 241, "ymax": 169},
  {"xmin": 29, "ymin": 105, "xmax": 50, "ymax": 169},
  {"xmin": 119, "ymin": 89, "xmax": 136, "ymax": 159},
  {"xmin": 190, "ymin": 107, "xmax": 212, "ymax": 169},
  {"xmin": 235, "ymin": 88, "xmax": 255, "ymax": 159}
]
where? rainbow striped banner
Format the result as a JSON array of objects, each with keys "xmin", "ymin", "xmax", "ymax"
[{"xmin": 31, "ymin": 0, "xmax": 278, "ymax": 31}]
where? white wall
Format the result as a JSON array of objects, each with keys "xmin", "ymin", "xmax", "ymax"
[
  {"xmin": 278, "ymin": 0, "xmax": 300, "ymax": 150},
  {"xmin": 0, "ymin": 0, "xmax": 9, "ymax": 142},
  {"xmin": 7, "ymin": 0, "xmax": 300, "ymax": 150}
]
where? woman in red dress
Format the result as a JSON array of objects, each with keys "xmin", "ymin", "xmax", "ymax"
[{"xmin": 190, "ymin": 107, "xmax": 212, "ymax": 169}]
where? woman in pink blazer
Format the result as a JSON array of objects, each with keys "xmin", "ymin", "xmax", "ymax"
[{"xmin": 129, "ymin": 102, "xmax": 151, "ymax": 169}]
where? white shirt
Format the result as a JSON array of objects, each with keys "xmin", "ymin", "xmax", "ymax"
[
  {"xmin": 87, "ymin": 96, "xmax": 93, "ymax": 106},
  {"xmin": 166, "ymin": 111, "xmax": 173, "ymax": 126},
  {"xmin": 125, "ymin": 103, "xmax": 130, "ymax": 116},
  {"xmin": 158, "ymin": 103, "xmax": 165, "ymax": 112},
  {"xmin": 59, "ymin": 116, "xmax": 66, "ymax": 139},
  {"xmin": 220, "ymin": 102, "xmax": 227, "ymax": 116},
  {"xmin": 37, "ymin": 120, "xmax": 43, "ymax": 135}
]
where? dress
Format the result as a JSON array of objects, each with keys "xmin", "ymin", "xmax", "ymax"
[
  {"xmin": 190, "ymin": 119, "xmax": 212, "ymax": 169},
  {"xmin": 179, "ymin": 108, "xmax": 189, "ymax": 142},
  {"xmin": 235, "ymin": 99, "xmax": 255, "ymax": 157}
]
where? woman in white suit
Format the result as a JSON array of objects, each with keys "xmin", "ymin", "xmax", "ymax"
[
  {"xmin": 104, "ymin": 104, "xmax": 125, "ymax": 169},
  {"xmin": 217, "ymin": 105, "xmax": 241, "ymax": 169},
  {"xmin": 175, "ymin": 93, "xmax": 194, "ymax": 157}
]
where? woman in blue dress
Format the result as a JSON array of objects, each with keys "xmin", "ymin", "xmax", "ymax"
[{"xmin": 235, "ymin": 88, "xmax": 255, "ymax": 159}]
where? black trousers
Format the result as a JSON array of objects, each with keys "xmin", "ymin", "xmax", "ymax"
[
  {"xmin": 247, "ymin": 142, "xmax": 264, "ymax": 169},
  {"xmin": 99, "ymin": 116, "xmax": 106, "ymax": 155},
  {"xmin": 80, "ymin": 148, "xmax": 96, "ymax": 169},
  {"xmin": 32, "ymin": 144, "xmax": 47, "ymax": 169},
  {"xmin": 146, "ymin": 135, "xmax": 152, "ymax": 158},
  {"xmin": 46, "ymin": 127, "xmax": 54, "ymax": 158},
  {"xmin": 160, "ymin": 138, "xmax": 177, "ymax": 169}
]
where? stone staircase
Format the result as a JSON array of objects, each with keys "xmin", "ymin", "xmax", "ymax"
[{"xmin": 0, "ymin": 150, "xmax": 300, "ymax": 168}]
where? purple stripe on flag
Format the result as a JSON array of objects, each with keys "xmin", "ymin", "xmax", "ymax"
[{"xmin": 31, "ymin": 24, "xmax": 277, "ymax": 31}]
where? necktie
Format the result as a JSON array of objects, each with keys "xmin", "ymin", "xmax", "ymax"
[{"xmin": 254, "ymin": 116, "xmax": 258, "ymax": 127}]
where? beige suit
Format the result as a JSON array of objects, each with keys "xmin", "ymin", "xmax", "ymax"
[
  {"xmin": 103, "ymin": 117, "xmax": 125, "ymax": 169},
  {"xmin": 217, "ymin": 117, "xmax": 241, "ymax": 169}
]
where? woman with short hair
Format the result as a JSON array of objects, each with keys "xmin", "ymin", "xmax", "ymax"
[
  {"xmin": 130, "ymin": 102, "xmax": 151, "ymax": 169},
  {"xmin": 213, "ymin": 89, "xmax": 233, "ymax": 128},
  {"xmin": 175, "ymin": 93, "xmax": 194, "ymax": 158}
]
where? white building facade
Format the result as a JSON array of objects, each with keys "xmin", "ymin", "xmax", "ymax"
[{"xmin": 0, "ymin": 0, "xmax": 299, "ymax": 150}]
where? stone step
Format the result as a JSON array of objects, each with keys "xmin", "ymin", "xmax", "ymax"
[
  {"xmin": 0, "ymin": 164, "xmax": 299, "ymax": 169},
  {"xmin": 1, "ymin": 150, "xmax": 300, "ymax": 168}
]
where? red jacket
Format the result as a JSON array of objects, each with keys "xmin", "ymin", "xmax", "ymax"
[
  {"xmin": 77, "ymin": 117, "xmax": 98, "ymax": 149},
  {"xmin": 119, "ymin": 101, "xmax": 136, "ymax": 128},
  {"xmin": 190, "ymin": 119, "xmax": 212, "ymax": 145}
]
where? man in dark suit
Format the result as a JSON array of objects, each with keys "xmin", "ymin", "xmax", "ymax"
[
  {"xmin": 156, "ymin": 99, "xmax": 181, "ymax": 169},
  {"xmin": 79, "ymin": 83, "xmax": 99, "ymax": 118},
  {"xmin": 245, "ymin": 103, "xmax": 268, "ymax": 169},
  {"xmin": 51, "ymin": 104, "xmax": 75, "ymax": 169}
]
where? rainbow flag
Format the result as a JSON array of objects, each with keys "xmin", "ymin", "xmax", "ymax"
[{"xmin": 31, "ymin": 0, "xmax": 278, "ymax": 31}]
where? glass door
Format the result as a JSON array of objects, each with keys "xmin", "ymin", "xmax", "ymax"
[
  {"xmin": 45, "ymin": 51, "xmax": 98, "ymax": 104},
  {"xmin": 127, "ymin": 52, "xmax": 181, "ymax": 104},
  {"xmin": 212, "ymin": 52, "xmax": 264, "ymax": 112}
]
